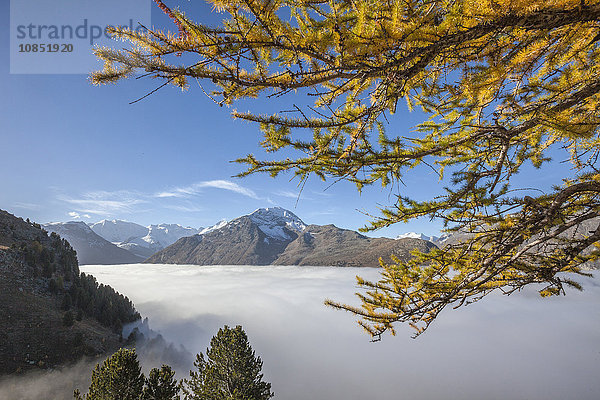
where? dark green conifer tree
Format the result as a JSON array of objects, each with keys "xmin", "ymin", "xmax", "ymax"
[
  {"xmin": 182, "ymin": 325, "xmax": 273, "ymax": 400},
  {"xmin": 74, "ymin": 348, "xmax": 144, "ymax": 400},
  {"xmin": 62, "ymin": 310, "xmax": 74, "ymax": 327},
  {"xmin": 142, "ymin": 365, "xmax": 180, "ymax": 400}
]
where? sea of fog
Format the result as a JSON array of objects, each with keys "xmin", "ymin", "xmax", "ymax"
[{"xmin": 3, "ymin": 264, "xmax": 600, "ymax": 399}]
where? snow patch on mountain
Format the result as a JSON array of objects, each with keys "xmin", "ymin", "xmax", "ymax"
[
  {"xmin": 436, "ymin": 233, "xmax": 452, "ymax": 245},
  {"xmin": 140, "ymin": 224, "xmax": 202, "ymax": 249},
  {"xmin": 199, "ymin": 219, "xmax": 228, "ymax": 235}
]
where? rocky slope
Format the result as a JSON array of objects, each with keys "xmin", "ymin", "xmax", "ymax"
[
  {"xmin": 44, "ymin": 222, "xmax": 143, "ymax": 265},
  {"xmin": 275, "ymin": 224, "xmax": 435, "ymax": 267},
  {"xmin": 147, "ymin": 207, "xmax": 436, "ymax": 267},
  {"xmin": 147, "ymin": 213, "xmax": 299, "ymax": 265},
  {"xmin": 0, "ymin": 210, "xmax": 140, "ymax": 375}
]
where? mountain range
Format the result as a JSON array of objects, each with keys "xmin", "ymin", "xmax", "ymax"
[
  {"xmin": 43, "ymin": 220, "xmax": 205, "ymax": 264},
  {"xmin": 43, "ymin": 221, "xmax": 145, "ymax": 265},
  {"xmin": 89, "ymin": 220, "xmax": 203, "ymax": 259},
  {"xmin": 147, "ymin": 207, "xmax": 436, "ymax": 267},
  {"xmin": 44, "ymin": 208, "xmax": 438, "ymax": 267}
]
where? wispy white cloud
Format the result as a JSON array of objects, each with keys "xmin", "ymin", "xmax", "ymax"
[
  {"xmin": 68, "ymin": 211, "xmax": 81, "ymax": 219},
  {"xmin": 311, "ymin": 190, "xmax": 334, "ymax": 198},
  {"xmin": 59, "ymin": 190, "xmax": 146, "ymax": 216},
  {"xmin": 12, "ymin": 202, "xmax": 41, "ymax": 211},
  {"xmin": 67, "ymin": 211, "xmax": 92, "ymax": 219},
  {"xmin": 308, "ymin": 208, "xmax": 338, "ymax": 217},
  {"xmin": 164, "ymin": 204, "xmax": 205, "ymax": 213},
  {"xmin": 58, "ymin": 180, "xmax": 260, "ymax": 220},
  {"xmin": 156, "ymin": 180, "xmax": 259, "ymax": 200},
  {"xmin": 274, "ymin": 190, "xmax": 313, "ymax": 201},
  {"xmin": 274, "ymin": 190, "xmax": 301, "ymax": 199}
]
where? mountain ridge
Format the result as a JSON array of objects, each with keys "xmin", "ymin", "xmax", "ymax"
[
  {"xmin": 89, "ymin": 220, "xmax": 202, "ymax": 258},
  {"xmin": 147, "ymin": 207, "xmax": 436, "ymax": 267},
  {"xmin": 47, "ymin": 208, "xmax": 442, "ymax": 266},
  {"xmin": 43, "ymin": 221, "xmax": 144, "ymax": 265}
]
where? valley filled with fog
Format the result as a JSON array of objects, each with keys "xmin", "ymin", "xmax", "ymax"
[
  {"xmin": 80, "ymin": 264, "xmax": 600, "ymax": 400},
  {"xmin": 2, "ymin": 264, "xmax": 598, "ymax": 400}
]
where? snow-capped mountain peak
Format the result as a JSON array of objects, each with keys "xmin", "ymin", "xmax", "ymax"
[
  {"xmin": 396, "ymin": 232, "xmax": 439, "ymax": 243},
  {"xmin": 87, "ymin": 220, "xmax": 202, "ymax": 257},
  {"xmin": 246, "ymin": 207, "xmax": 307, "ymax": 240},
  {"xmin": 89, "ymin": 219, "xmax": 148, "ymax": 243}
]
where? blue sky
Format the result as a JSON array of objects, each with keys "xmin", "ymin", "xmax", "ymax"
[{"xmin": 0, "ymin": 0, "xmax": 572, "ymax": 237}]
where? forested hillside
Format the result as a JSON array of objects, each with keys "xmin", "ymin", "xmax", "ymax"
[{"xmin": 0, "ymin": 210, "xmax": 140, "ymax": 374}]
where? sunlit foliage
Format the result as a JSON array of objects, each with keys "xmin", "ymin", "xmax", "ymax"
[{"xmin": 93, "ymin": 0, "xmax": 600, "ymax": 338}]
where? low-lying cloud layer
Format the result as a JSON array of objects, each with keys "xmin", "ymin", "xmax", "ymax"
[
  {"xmin": 81, "ymin": 264, "xmax": 600, "ymax": 400},
  {"xmin": 3, "ymin": 265, "xmax": 598, "ymax": 399}
]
